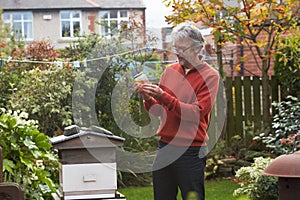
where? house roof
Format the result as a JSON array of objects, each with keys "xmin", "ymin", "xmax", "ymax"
[{"xmin": 0, "ymin": 0, "xmax": 146, "ymax": 11}]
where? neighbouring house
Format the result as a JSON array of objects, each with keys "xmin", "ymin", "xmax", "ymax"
[{"xmin": 0, "ymin": 0, "xmax": 146, "ymax": 49}]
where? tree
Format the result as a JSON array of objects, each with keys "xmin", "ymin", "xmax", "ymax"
[
  {"xmin": 274, "ymin": 35, "xmax": 300, "ymax": 99},
  {"xmin": 163, "ymin": 0, "xmax": 300, "ymax": 132}
]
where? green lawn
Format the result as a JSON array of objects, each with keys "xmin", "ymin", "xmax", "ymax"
[{"xmin": 119, "ymin": 179, "xmax": 249, "ymax": 200}]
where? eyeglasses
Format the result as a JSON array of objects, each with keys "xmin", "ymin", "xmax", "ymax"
[
  {"xmin": 171, "ymin": 42, "xmax": 204, "ymax": 54},
  {"xmin": 172, "ymin": 45, "xmax": 194, "ymax": 54}
]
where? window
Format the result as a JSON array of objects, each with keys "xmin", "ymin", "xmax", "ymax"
[
  {"xmin": 99, "ymin": 10, "xmax": 129, "ymax": 36},
  {"xmin": 60, "ymin": 11, "xmax": 81, "ymax": 38},
  {"xmin": 3, "ymin": 12, "xmax": 33, "ymax": 40}
]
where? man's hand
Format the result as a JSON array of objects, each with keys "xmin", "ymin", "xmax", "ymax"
[
  {"xmin": 135, "ymin": 83, "xmax": 163, "ymax": 101},
  {"xmin": 134, "ymin": 83, "xmax": 152, "ymax": 100},
  {"xmin": 141, "ymin": 84, "xmax": 164, "ymax": 99}
]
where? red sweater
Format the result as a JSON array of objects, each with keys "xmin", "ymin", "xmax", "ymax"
[{"xmin": 144, "ymin": 62, "xmax": 220, "ymax": 146}]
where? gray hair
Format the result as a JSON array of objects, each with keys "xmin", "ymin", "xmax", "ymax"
[{"xmin": 171, "ymin": 21, "xmax": 205, "ymax": 47}]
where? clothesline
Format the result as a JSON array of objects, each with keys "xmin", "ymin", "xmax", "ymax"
[{"xmin": 0, "ymin": 47, "xmax": 176, "ymax": 67}]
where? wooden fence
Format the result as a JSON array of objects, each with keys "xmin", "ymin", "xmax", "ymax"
[
  {"xmin": 208, "ymin": 76, "xmax": 281, "ymax": 146},
  {"xmin": 225, "ymin": 76, "xmax": 280, "ymax": 141}
]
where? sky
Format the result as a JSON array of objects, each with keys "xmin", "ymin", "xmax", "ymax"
[
  {"xmin": 143, "ymin": 0, "xmax": 172, "ymax": 29},
  {"xmin": 142, "ymin": 0, "xmax": 213, "ymax": 48}
]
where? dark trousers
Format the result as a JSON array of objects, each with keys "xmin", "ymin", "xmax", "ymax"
[{"xmin": 152, "ymin": 141, "xmax": 207, "ymax": 200}]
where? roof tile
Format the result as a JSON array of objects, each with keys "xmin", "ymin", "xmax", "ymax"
[{"xmin": 0, "ymin": 0, "xmax": 146, "ymax": 10}]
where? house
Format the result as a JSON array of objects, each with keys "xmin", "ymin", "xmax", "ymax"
[{"xmin": 0, "ymin": 0, "xmax": 146, "ymax": 49}]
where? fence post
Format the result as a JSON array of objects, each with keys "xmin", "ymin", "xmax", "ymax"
[
  {"xmin": 253, "ymin": 76, "xmax": 262, "ymax": 132},
  {"xmin": 234, "ymin": 76, "xmax": 243, "ymax": 136},
  {"xmin": 243, "ymin": 77, "xmax": 252, "ymax": 125},
  {"xmin": 271, "ymin": 76, "xmax": 279, "ymax": 116},
  {"xmin": 225, "ymin": 77, "xmax": 234, "ymax": 145}
]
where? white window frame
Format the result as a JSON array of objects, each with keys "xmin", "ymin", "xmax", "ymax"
[
  {"xmin": 60, "ymin": 10, "xmax": 82, "ymax": 38},
  {"xmin": 2, "ymin": 12, "xmax": 33, "ymax": 40},
  {"xmin": 99, "ymin": 10, "xmax": 129, "ymax": 36}
]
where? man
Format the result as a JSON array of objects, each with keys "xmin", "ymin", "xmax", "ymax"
[{"xmin": 136, "ymin": 21, "xmax": 220, "ymax": 200}]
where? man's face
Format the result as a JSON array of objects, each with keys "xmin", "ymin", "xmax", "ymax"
[{"xmin": 173, "ymin": 38, "xmax": 196, "ymax": 68}]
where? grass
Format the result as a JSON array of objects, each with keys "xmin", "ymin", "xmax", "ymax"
[{"xmin": 119, "ymin": 179, "xmax": 249, "ymax": 200}]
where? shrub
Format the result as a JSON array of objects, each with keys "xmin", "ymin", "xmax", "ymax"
[
  {"xmin": 275, "ymin": 36, "xmax": 300, "ymax": 99},
  {"xmin": 260, "ymin": 96, "xmax": 300, "ymax": 156},
  {"xmin": 0, "ymin": 108, "xmax": 59, "ymax": 199},
  {"xmin": 233, "ymin": 157, "xmax": 278, "ymax": 200},
  {"xmin": 25, "ymin": 40, "xmax": 58, "ymax": 70},
  {"xmin": 9, "ymin": 65, "xmax": 76, "ymax": 136}
]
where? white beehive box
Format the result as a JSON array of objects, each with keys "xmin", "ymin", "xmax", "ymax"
[{"xmin": 50, "ymin": 126, "xmax": 125, "ymax": 200}]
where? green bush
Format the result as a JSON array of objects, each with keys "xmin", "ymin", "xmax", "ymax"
[
  {"xmin": 260, "ymin": 96, "xmax": 300, "ymax": 156},
  {"xmin": 0, "ymin": 108, "xmax": 59, "ymax": 199},
  {"xmin": 9, "ymin": 66, "xmax": 76, "ymax": 136},
  {"xmin": 233, "ymin": 157, "xmax": 278, "ymax": 200},
  {"xmin": 275, "ymin": 36, "xmax": 300, "ymax": 99}
]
